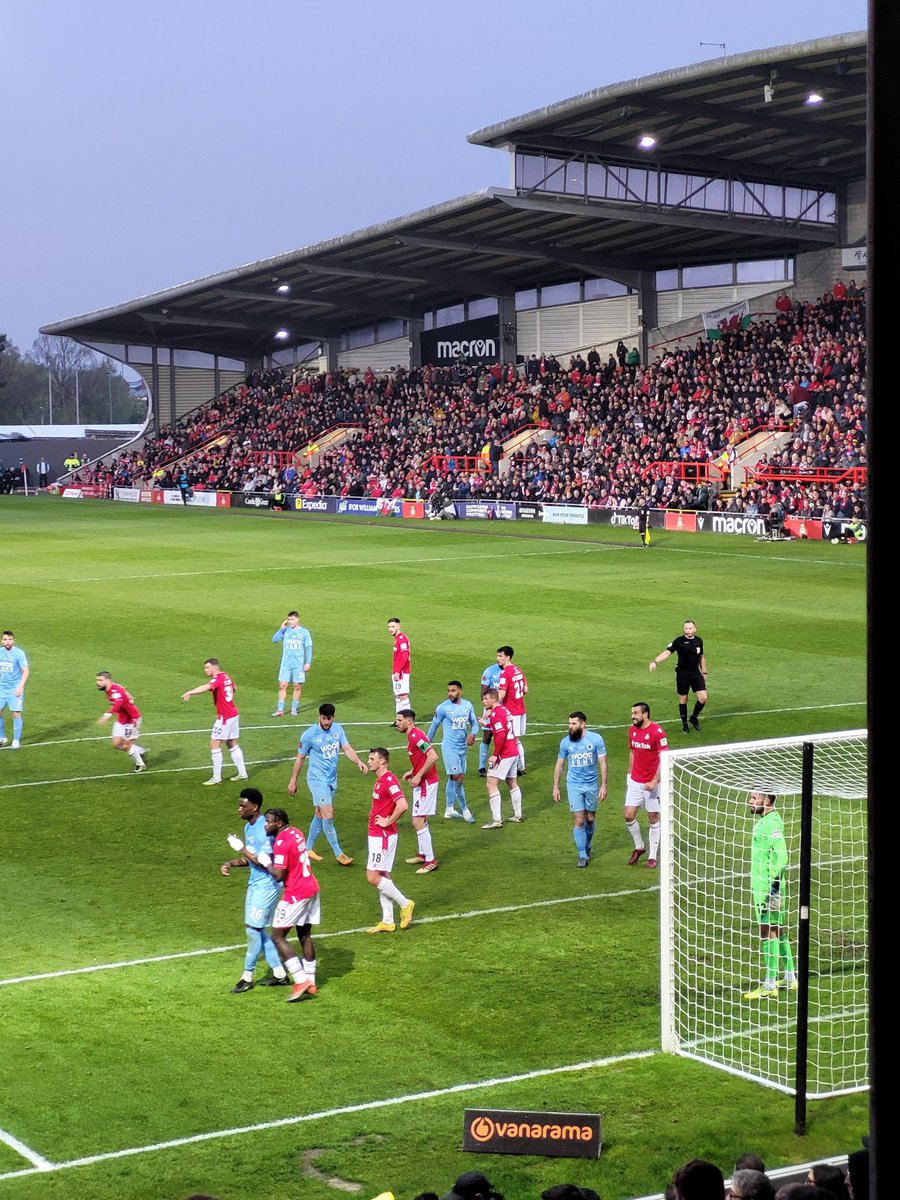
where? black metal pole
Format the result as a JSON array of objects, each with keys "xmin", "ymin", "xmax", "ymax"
[{"xmin": 794, "ymin": 741, "xmax": 814, "ymax": 1135}]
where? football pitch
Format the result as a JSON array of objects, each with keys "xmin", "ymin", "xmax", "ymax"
[{"xmin": 0, "ymin": 498, "xmax": 867, "ymax": 1200}]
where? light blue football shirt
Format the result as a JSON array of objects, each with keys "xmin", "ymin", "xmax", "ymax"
[
  {"xmin": 558, "ymin": 730, "xmax": 608, "ymax": 788},
  {"xmin": 427, "ymin": 699, "xmax": 479, "ymax": 750},
  {"xmin": 272, "ymin": 624, "xmax": 313, "ymax": 665},
  {"xmin": 299, "ymin": 721, "xmax": 347, "ymax": 789},
  {"xmin": 0, "ymin": 645, "xmax": 28, "ymax": 692}
]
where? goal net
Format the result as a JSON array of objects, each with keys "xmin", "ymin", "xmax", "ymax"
[{"xmin": 660, "ymin": 730, "xmax": 868, "ymax": 1098}]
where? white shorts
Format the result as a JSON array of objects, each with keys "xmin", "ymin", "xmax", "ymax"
[
  {"xmin": 112, "ymin": 717, "xmax": 141, "ymax": 740},
  {"xmin": 367, "ymin": 832, "xmax": 398, "ymax": 872},
  {"xmin": 212, "ymin": 716, "xmax": 240, "ymax": 742},
  {"xmin": 412, "ymin": 780, "xmax": 438, "ymax": 817},
  {"xmin": 625, "ymin": 775, "xmax": 661, "ymax": 813},
  {"xmin": 391, "ymin": 674, "xmax": 411, "ymax": 697},
  {"xmin": 272, "ymin": 893, "xmax": 321, "ymax": 928},
  {"xmin": 510, "ymin": 713, "xmax": 527, "ymax": 738},
  {"xmin": 487, "ymin": 756, "xmax": 519, "ymax": 781}
]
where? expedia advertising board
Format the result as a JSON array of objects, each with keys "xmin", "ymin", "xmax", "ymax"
[
  {"xmin": 419, "ymin": 315, "xmax": 500, "ymax": 366},
  {"xmin": 463, "ymin": 1108, "xmax": 601, "ymax": 1159}
]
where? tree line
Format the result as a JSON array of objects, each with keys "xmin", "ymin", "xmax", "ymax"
[{"xmin": 0, "ymin": 333, "xmax": 148, "ymax": 425}]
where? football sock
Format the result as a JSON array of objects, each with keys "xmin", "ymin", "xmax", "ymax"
[
  {"xmin": 211, "ymin": 749, "xmax": 224, "ymax": 781},
  {"xmin": 764, "ymin": 936, "xmax": 780, "ymax": 986},
  {"xmin": 302, "ymin": 957, "xmax": 316, "ymax": 983},
  {"xmin": 0, "ymin": 718, "xmax": 5, "ymax": 739},
  {"xmin": 261, "ymin": 931, "xmax": 282, "ymax": 971},
  {"xmin": 510, "ymin": 787, "xmax": 522, "ymax": 818},
  {"xmin": 573, "ymin": 825, "xmax": 588, "ymax": 855},
  {"xmin": 779, "ymin": 934, "xmax": 796, "ymax": 978},
  {"xmin": 626, "ymin": 818, "xmax": 644, "ymax": 849},
  {"xmin": 275, "ymin": 700, "xmax": 285, "ymax": 714},
  {"xmin": 692, "ymin": 700, "xmax": 706, "ymax": 718},
  {"xmin": 445, "ymin": 779, "xmax": 458, "ymax": 809},
  {"xmin": 230, "ymin": 746, "xmax": 247, "ymax": 775},
  {"xmin": 321, "ymin": 817, "xmax": 342, "ymax": 857},
  {"xmin": 518, "ymin": 745, "xmax": 525, "ymax": 771},
  {"xmin": 488, "ymin": 791, "xmax": 502, "ymax": 822},
  {"xmin": 379, "ymin": 894, "xmax": 394, "ymax": 922},
  {"xmin": 307, "ymin": 815, "xmax": 323, "ymax": 851},
  {"xmin": 245, "ymin": 927, "xmax": 263, "ymax": 971},
  {"xmin": 284, "ymin": 954, "xmax": 306, "ymax": 983},
  {"xmin": 585, "ymin": 821, "xmax": 596, "ymax": 852},
  {"xmin": 378, "ymin": 876, "xmax": 408, "ymax": 907},
  {"xmin": 290, "ymin": 703, "xmax": 299, "ymax": 716},
  {"xmin": 12, "ymin": 717, "xmax": 22, "ymax": 741},
  {"xmin": 127, "ymin": 745, "xmax": 145, "ymax": 767},
  {"xmin": 679, "ymin": 703, "xmax": 688, "ymax": 724},
  {"xmin": 456, "ymin": 782, "xmax": 467, "ymax": 809},
  {"xmin": 478, "ymin": 740, "xmax": 489, "ymax": 770},
  {"xmin": 416, "ymin": 823, "xmax": 434, "ymax": 861},
  {"xmin": 649, "ymin": 822, "xmax": 661, "ymax": 860}
]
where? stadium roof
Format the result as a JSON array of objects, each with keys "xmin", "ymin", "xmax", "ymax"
[{"xmin": 43, "ymin": 32, "xmax": 866, "ymax": 362}]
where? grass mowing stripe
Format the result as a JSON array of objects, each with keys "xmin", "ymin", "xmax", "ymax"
[
  {"xmin": 0, "ymin": 884, "xmax": 656, "ymax": 988},
  {"xmin": 0, "ymin": 1049, "xmax": 657, "ymax": 1183}
]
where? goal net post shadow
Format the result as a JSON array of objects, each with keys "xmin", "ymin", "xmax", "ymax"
[{"xmin": 659, "ymin": 730, "xmax": 868, "ymax": 1123}]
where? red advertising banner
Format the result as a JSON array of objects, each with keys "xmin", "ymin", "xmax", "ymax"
[
  {"xmin": 402, "ymin": 499, "xmax": 425, "ymax": 519},
  {"xmin": 216, "ymin": 492, "xmax": 231, "ymax": 508},
  {"xmin": 664, "ymin": 510, "xmax": 697, "ymax": 532},
  {"xmin": 785, "ymin": 517, "xmax": 822, "ymax": 541}
]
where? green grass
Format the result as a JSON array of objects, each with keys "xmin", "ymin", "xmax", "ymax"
[{"xmin": 0, "ymin": 497, "xmax": 867, "ymax": 1200}]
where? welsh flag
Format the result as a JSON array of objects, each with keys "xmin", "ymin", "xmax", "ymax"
[{"xmin": 703, "ymin": 299, "xmax": 751, "ymax": 340}]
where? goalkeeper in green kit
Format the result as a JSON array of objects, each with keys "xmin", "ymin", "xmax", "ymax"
[{"xmin": 743, "ymin": 791, "xmax": 798, "ymax": 1000}]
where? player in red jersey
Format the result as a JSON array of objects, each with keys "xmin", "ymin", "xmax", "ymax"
[
  {"xmin": 624, "ymin": 701, "xmax": 668, "ymax": 869},
  {"xmin": 240, "ymin": 806, "xmax": 319, "ymax": 1002},
  {"xmin": 181, "ymin": 658, "xmax": 248, "ymax": 786},
  {"xmin": 387, "ymin": 617, "xmax": 411, "ymax": 719},
  {"xmin": 95, "ymin": 671, "xmax": 147, "ymax": 772},
  {"xmin": 365, "ymin": 747, "xmax": 416, "ymax": 933},
  {"xmin": 394, "ymin": 710, "xmax": 440, "ymax": 874},
  {"xmin": 497, "ymin": 646, "xmax": 528, "ymax": 774},
  {"xmin": 481, "ymin": 687, "xmax": 523, "ymax": 829}
]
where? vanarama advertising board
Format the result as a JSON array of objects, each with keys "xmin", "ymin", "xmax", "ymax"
[{"xmin": 463, "ymin": 1108, "xmax": 601, "ymax": 1159}]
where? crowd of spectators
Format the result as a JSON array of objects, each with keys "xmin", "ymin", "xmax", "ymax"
[{"xmin": 63, "ymin": 282, "xmax": 866, "ymax": 519}]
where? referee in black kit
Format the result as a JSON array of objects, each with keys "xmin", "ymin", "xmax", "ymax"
[{"xmin": 648, "ymin": 620, "xmax": 708, "ymax": 733}]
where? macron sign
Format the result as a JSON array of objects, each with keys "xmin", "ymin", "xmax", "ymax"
[{"xmin": 419, "ymin": 315, "xmax": 500, "ymax": 365}]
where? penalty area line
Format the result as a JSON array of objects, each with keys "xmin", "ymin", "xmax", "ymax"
[
  {"xmin": 0, "ymin": 884, "xmax": 655, "ymax": 988},
  {"xmin": 0, "ymin": 1127, "xmax": 53, "ymax": 1173},
  {"xmin": 0, "ymin": 1050, "xmax": 656, "ymax": 1182}
]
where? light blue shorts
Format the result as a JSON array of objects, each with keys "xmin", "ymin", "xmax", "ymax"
[
  {"xmin": 307, "ymin": 779, "xmax": 336, "ymax": 807},
  {"xmin": 0, "ymin": 689, "xmax": 24, "ymax": 713},
  {"xmin": 245, "ymin": 884, "xmax": 281, "ymax": 928},
  {"xmin": 279, "ymin": 664, "xmax": 306, "ymax": 684},
  {"xmin": 567, "ymin": 786, "xmax": 598, "ymax": 813},
  {"xmin": 442, "ymin": 747, "xmax": 468, "ymax": 776}
]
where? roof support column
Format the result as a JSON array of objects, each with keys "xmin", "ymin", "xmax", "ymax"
[
  {"xmin": 408, "ymin": 318, "xmax": 424, "ymax": 368},
  {"xmin": 324, "ymin": 337, "xmax": 340, "ymax": 372},
  {"xmin": 636, "ymin": 271, "xmax": 658, "ymax": 365},
  {"xmin": 498, "ymin": 296, "xmax": 517, "ymax": 364}
]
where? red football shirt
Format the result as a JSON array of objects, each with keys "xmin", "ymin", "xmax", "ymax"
[
  {"xmin": 499, "ymin": 664, "xmax": 527, "ymax": 716},
  {"xmin": 272, "ymin": 826, "xmax": 320, "ymax": 903},
  {"xmin": 629, "ymin": 722, "xmax": 668, "ymax": 783},
  {"xmin": 392, "ymin": 632, "xmax": 410, "ymax": 675},
  {"xmin": 210, "ymin": 671, "xmax": 239, "ymax": 719},
  {"xmin": 368, "ymin": 770, "xmax": 405, "ymax": 837},
  {"xmin": 406, "ymin": 725, "xmax": 438, "ymax": 785},
  {"xmin": 106, "ymin": 683, "xmax": 141, "ymax": 723},
  {"xmin": 489, "ymin": 704, "xmax": 520, "ymax": 761}
]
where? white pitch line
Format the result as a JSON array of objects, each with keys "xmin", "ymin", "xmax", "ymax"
[
  {"xmin": 13, "ymin": 544, "xmax": 617, "ymax": 588},
  {"xmin": 0, "ymin": 700, "xmax": 863, "ymax": 791},
  {"xmin": 0, "ymin": 1049, "xmax": 656, "ymax": 1182},
  {"xmin": 0, "ymin": 1128, "xmax": 53, "ymax": 1172},
  {"xmin": 0, "ymin": 885, "xmax": 654, "ymax": 989}
]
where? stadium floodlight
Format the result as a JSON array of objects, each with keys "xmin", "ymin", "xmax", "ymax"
[
  {"xmin": 806, "ymin": 92, "xmax": 824, "ymax": 105},
  {"xmin": 638, "ymin": 134, "xmax": 657, "ymax": 149},
  {"xmin": 274, "ymin": 329, "xmax": 290, "ymax": 340},
  {"xmin": 660, "ymin": 730, "xmax": 868, "ymax": 1133},
  {"xmin": 276, "ymin": 283, "xmax": 292, "ymax": 293}
]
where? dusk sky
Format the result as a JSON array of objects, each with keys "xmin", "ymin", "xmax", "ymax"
[{"xmin": 2, "ymin": 0, "xmax": 866, "ymax": 355}]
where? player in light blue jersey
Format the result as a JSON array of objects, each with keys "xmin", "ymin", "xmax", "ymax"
[
  {"xmin": 478, "ymin": 661, "xmax": 502, "ymax": 775},
  {"xmin": 0, "ymin": 631, "xmax": 29, "ymax": 749},
  {"xmin": 288, "ymin": 702, "xmax": 368, "ymax": 864},
  {"xmin": 427, "ymin": 681, "xmax": 480, "ymax": 822},
  {"xmin": 552, "ymin": 711, "xmax": 608, "ymax": 867},
  {"xmin": 221, "ymin": 788, "xmax": 287, "ymax": 991},
  {"xmin": 271, "ymin": 611, "xmax": 313, "ymax": 717}
]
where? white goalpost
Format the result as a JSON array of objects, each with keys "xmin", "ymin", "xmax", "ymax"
[{"xmin": 659, "ymin": 730, "xmax": 868, "ymax": 1104}]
